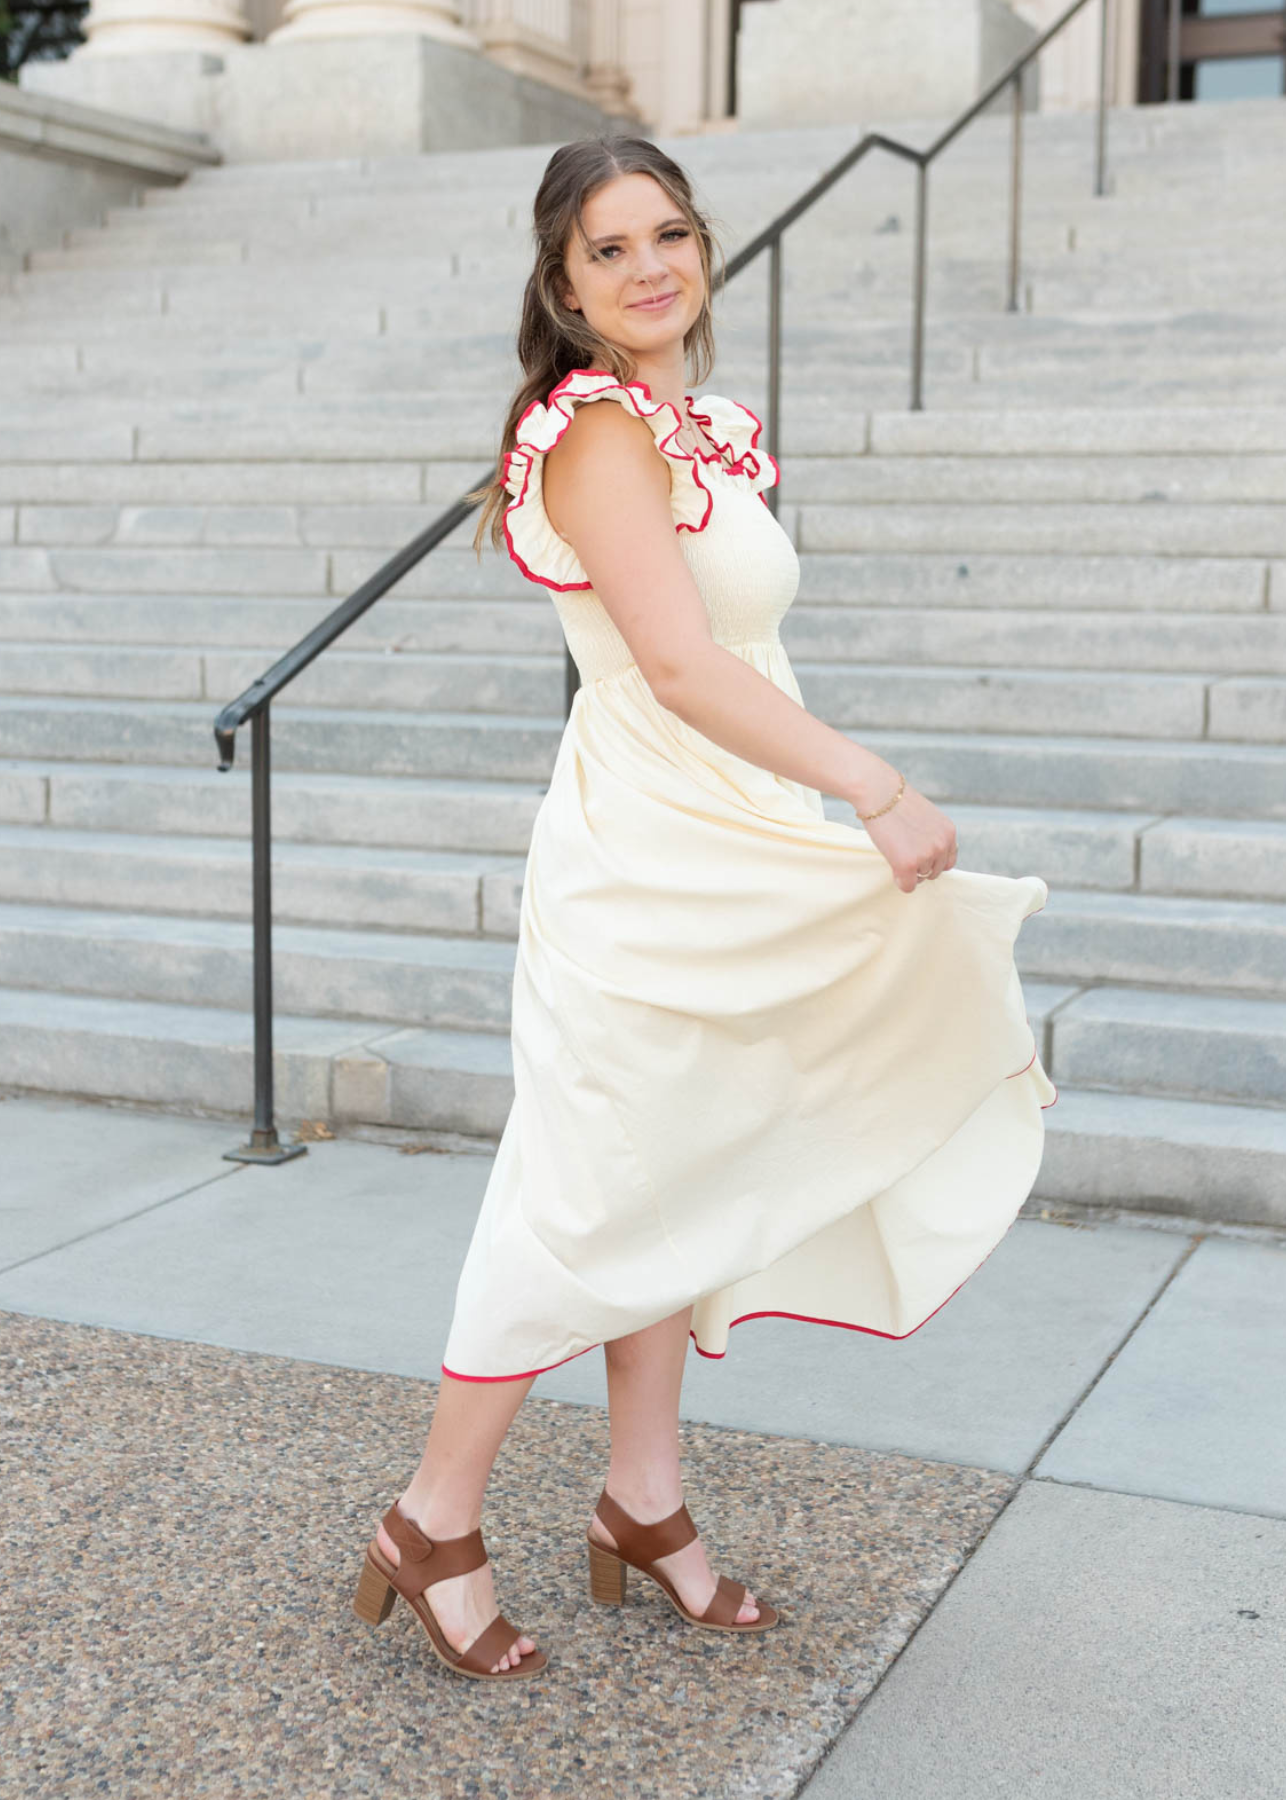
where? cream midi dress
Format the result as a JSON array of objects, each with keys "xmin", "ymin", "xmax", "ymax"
[{"xmin": 439, "ymin": 366, "xmax": 1058, "ymax": 1382}]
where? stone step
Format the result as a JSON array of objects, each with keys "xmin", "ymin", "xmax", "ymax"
[
  {"xmin": 0, "ymin": 694, "xmax": 563, "ymax": 780},
  {"xmin": 4, "ymin": 350, "xmax": 1280, "ymax": 408},
  {"xmin": 1049, "ymin": 986, "xmax": 1286, "ymax": 1109},
  {"xmin": 126, "ymin": 403, "xmax": 1286, "ymax": 462},
  {"xmin": 0, "ymin": 899, "xmax": 518, "ymax": 1030},
  {"xmin": 2, "ymin": 301, "xmax": 1282, "ymax": 358},
  {"xmin": 2, "ymin": 398, "xmax": 1284, "ymax": 461},
  {"xmin": 14, "ymin": 254, "xmax": 1281, "ymax": 324},
  {"xmin": 798, "ymin": 501, "xmax": 1286, "ymax": 558},
  {"xmin": 3, "ymin": 590, "xmax": 1284, "ymax": 676},
  {"xmin": 1137, "ymin": 815, "xmax": 1286, "ymax": 904},
  {"xmin": 786, "ymin": 454, "xmax": 1286, "ymax": 506},
  {"xmin": 1, "ymin": 871, "xmax": 1283, "ymax": 1027},
  {"xmin": 0, "ymin": 978, "xmax": 1283, "ymax": 1224},
  {"xmin": 28, "ymin": 363, "xmax": 1269, "ymax": 422},
  {"xmin": 1, "ymin": 532, "xmax": 1279, "ymax": 615},
  {"xmin": 0, "ymin": 331, "xmax": 1281, "ymax": 398},
  {"xmin": 380, "ymin": 549, "xmax": 1286, "ymax": 612},
  {"xmin": 93, "ymin": 196, "xmax": 521, "ymax": 236},
  {"xmin": 32, "ymin": 219, "xmax": 1284, "ymax": 284},
  {"xmin": 0, "ymin": 983, "xmax": 515, "ymax": 1139},
  {"xmin": 0, "ymin": 461, "xmax": 431, "ymax": 506},
  {"xmin": 20, "ymin": 437, "xmax": 1286, "ymax": 511},
  {"xmin": 3, "ymin": 834, "xmax": 1285, "ymax": 1028},
  {"xmin": 0, "ymin": 641, "xmax": 560, "ymax": 715},
  {"xmin": 1019, "ymin": 889, "xmax": 1286, "ymax": 999},
  {"xmin": 865, "ymin": 406, "xmax": 1286, "ymax": 456},
  {"xmin": 1032, "ymin": 1085, "xmax": 1286, "ymax": 1230},
  {"xmin": 9, "ymin": 487, "xmax": 1286, "ymax": 599},
  {"xmin": 0, "ymin": 656, "xmax": 1269, "ymax": 743},
  {"xmin": 796, "ymin": 662, "xmax": 1211, "ymax": 740},
  {"xmin": 0, "ymin": 758, "xmax": 545, "ymax": 854},
  {"xmin": 5, "ymin": 698, "xmax": 1286, "ymax": 812},
  {"xmin": 0, "ymin": 593, "xmax": 553, "ymax": 651},
  {"xmin": 7, "ymin": 369, "xmax": 1275, "ymax": 417},
  {"xmin": 786, "ymin": 610, "xmax": 1286, "ymax": 675},
  {"xmin": 6, "ymin": 756, "xmax": 1286, "ymax": 902},
  {"xmin": 0, "ymin": 823, "xmax": 523, "ymax": 934},
  {"xmin": 1, "ymin": 793, "xmax": 1283, "ymax": 914},
  {"xmin": 840, "ymin": 727, "xmax": 1286, "ymax": 817}
]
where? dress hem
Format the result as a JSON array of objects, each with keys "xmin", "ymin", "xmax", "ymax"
[{"xmin": 439, "ymin": 1052, "xmax": 1059, "ymax": 1386}]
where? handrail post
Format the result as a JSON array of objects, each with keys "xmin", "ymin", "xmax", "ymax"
[
  {"xmin": 1167, "ymin": 0, "xmax": 1182, "ymax": 102},
  {"xmin": 765, "ymin": 231, "xmax": 783, "ymax": 519},
  {"xmin": 1007, "ymin": 72, "xmax": 1024, "ymax": 311},
  {"xmin": 1096, "ymin": 0, "xmax": 1113, "ymax": 195},
  {"xmin": 565, "ymin": 643, "xmax": 580, "ymax": 719},
  {"xmin": 224, "ymin": 704, "xmax": 305, "ymax": 1165},
  {"xmin": 909, "ymin": 160, "xmax": 929, "ymax": 410}
]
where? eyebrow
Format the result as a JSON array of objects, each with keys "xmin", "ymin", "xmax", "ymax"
[{"xmin": 588, "ymin": 216, "xmax": 688, "ymax": 247}]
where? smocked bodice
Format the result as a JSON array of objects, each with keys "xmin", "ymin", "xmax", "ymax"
[{"xmin": 500, "ymin": 367, "xmax": 802, "ymax": 685}]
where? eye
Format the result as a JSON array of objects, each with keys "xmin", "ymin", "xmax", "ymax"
[{"xmin": 599, "ymin": 227, "xmax": 689, "ymax": 259}]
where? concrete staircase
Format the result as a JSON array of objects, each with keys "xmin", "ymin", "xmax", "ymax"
[{"xmin": 2, "ymin": 96, "xmax": 1284, "ymax": 1225}]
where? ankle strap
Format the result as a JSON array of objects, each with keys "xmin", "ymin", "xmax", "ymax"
[
  {"xmin": 594, "ymin": 1487, "xmax": 698, "ymax": 1564},
  {"xmin": 381, "ymin": 1503, "xmax": 487, "ymax": 1595}
]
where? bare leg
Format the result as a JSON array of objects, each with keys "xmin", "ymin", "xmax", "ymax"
[
  {"xmin": 589, "ymin": 1307, "xmax": 760, "ymax": 1624},
  {"xmin": 376, "ymin": 1372, "xmax": 538, "ymax": 1673}
]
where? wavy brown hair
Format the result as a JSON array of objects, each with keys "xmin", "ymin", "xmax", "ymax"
[{"xmin": 466, "ymin": 133, "xmax": 727, "ymax": 559}]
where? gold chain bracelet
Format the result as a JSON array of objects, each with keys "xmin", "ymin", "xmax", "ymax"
[{"xmin": 857, "ymin": 770, "xmax": 905, "ymax": 821}]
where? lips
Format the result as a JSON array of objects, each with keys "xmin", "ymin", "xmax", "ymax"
[{"xmin": 629, "ymin": 291, "xmax": 678, "ymax": 310}]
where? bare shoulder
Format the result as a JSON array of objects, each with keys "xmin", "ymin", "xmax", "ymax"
[{"xmin": 544, "ymin": 398, "xmax": 669, "ymax": 539}]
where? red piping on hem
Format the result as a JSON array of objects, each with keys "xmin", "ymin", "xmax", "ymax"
[
  {"xmin": 688, "ymin": 1244, "xmax": 997, "ymax": 1360},
  {"xmin": 441, "ymin": 1336, "xmax": 601, "ymax": 1385},
  {"xmin": 439, "ymin": 1240, "xmax": 995, "ymax": 1384}
]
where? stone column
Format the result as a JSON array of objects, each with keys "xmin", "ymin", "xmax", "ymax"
[
  {"xmin": 267, "ymin": 0, "xmax": 478, "ymax": 45},
  {"xmin": 71, "ymin": 0, "xmax": 251, "ymax": 54},
  {"xmin": 584, "ymin": 0, "xmax": 635, "ymax": 116}
]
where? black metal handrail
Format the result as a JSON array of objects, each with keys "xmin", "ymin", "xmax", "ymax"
[{"xmin": 212, "ymin": 0, "xmax": 1117, "ymax": 1162}]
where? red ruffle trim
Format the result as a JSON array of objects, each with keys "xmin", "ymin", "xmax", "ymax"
[{"xmin": 500, "ymin": 366, "xmax": 779, "ymax": 593}]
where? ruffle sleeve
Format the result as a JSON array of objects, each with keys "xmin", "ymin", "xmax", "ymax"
[
  {"xmin": 681, "ymin": 392, "xmax": 780, "ymax": 495},
  {"xmin": 501, "ymin": 367, "xmax": 774, "ymax": 593}
]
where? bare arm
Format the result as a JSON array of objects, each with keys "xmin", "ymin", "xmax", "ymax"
[{"xmin": 542, "ymin": 403, "xmax": 957, "ymax": 891}]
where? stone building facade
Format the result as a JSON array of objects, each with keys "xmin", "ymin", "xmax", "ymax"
[{"xmin": 20, "ymin": 0, "xmax": 1149, "ymax": 157}]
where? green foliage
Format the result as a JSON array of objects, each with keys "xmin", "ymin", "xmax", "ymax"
[{"xmin": 2, "ymin": 0, "xmax": 89, "ymax": 76}]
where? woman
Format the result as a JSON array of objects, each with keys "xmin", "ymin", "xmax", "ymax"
[{"xmin": 352, "ymin": 135, "xmax": 1056, "ymax": 1682}]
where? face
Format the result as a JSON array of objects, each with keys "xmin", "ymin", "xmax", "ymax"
[{"xmin": 559, "ymin": 171, "xmax": 704, "ymax": 356}]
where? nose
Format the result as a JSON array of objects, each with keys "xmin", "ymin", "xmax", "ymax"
[{"xmin": 627, "ymin": 247, "xmax": 669, "ymax": 287}]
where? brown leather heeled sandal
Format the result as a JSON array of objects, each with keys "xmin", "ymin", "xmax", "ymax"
[
  {"xmin": 586, "ymin": 1486, "xmax": 780, "ymax": 1632},
  {"xmin": 353, "ymin": 1501, "xmax": 548, "ymax": 1681}
]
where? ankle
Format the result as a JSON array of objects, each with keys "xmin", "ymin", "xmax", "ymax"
[
  {"xmin": 603, "ymin": 1467, "xmax": 684, "ymax": 1523},
  {"xmin": 398, "ymin": 1481, "xmax": 482, "ymax": 1540}
]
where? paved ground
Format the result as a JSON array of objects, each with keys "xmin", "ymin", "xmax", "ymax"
[{"xmin": 2, "ymin": 1087, "xmax": 1284, "ymax": 1799}]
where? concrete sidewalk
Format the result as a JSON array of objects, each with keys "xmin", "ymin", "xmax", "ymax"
[{"xmin": 3, "ymin": 1087, "xmax": 1284, "ymax": 1799}]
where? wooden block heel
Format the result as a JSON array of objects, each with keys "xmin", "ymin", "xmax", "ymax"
[
  {"xmin": 587, "ymin": 1537, "xmax": 628, "ymax": 1605},
  {"xmin": 353, "ymin": 1553, "xmax": 398, "ymax": 1626}
]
